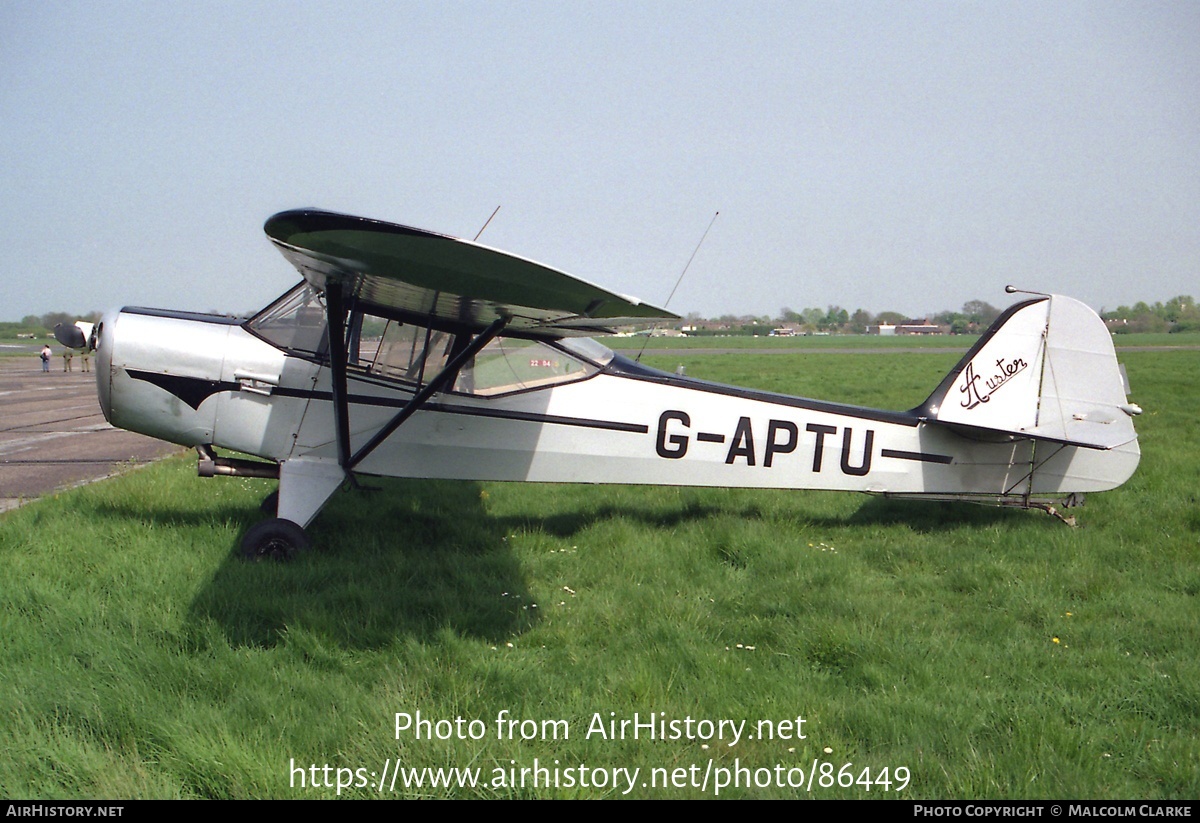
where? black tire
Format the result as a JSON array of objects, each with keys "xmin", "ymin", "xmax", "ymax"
[
  {"xmin": 241, "ymin": 518, "xmax": 310, "ymax": 562},
  {"xmin": 260, "ymin": 489, "xmax": 280, "ymax": 515}
]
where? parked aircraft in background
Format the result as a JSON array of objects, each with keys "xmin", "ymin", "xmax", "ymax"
[{"xmin": 54, "ymin": 320, "xmax": 94, "ymax": 351}]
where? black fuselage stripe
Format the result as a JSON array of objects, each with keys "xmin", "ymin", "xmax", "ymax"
[
  {"xmin": 130, "ymin": 371, "xmax": 648, "ymax": 435},
  {"xmin": 426, "ymin": 403, "xmax": 648, "ymax": 433},
  {"xmin": 880, "ymin": 448, "xmax": 953, "ymax": 464},
  {"xmin": 272, "ymin": 387, "xmax": 648, "ymax": 433},
  {"xmin": 127, "ymin": 370, "xmax": 238, "ymax": 410},
  {"xmin": 132, "ymin": 370, "xmax": 931, "ymax": 441}
]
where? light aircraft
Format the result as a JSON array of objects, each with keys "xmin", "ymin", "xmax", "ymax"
[
  {"xmin": 87, "ymin": 209, "xmax": 1141, "ymax": 559},
  {"xmin": 54, "ymin": 320, "xmax": 95, "ymax": 350}
]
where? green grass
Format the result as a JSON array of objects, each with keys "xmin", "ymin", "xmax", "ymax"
[
  {"xmin": 605, "ymin": 333, "xmax": 972, "ymax": 351},
  {"xmin": 603, "ymin": 330, "xmax": 1200, "ymax": 352},
  {"xmin": 0, "ymin": 350, "xmax": 1196, "ymax": 798},
  {"xmin": 1109, "ymin": 331, "xmax": 1200, "ymax": 347}
]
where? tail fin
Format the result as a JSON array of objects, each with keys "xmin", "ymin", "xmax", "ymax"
[{"xmin": 920, "ymin": 293, "xmax": 1139, "ymax": 449}]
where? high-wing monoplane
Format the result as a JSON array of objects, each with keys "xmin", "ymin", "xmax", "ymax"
[
  {"xmin": 87, "ymin": 209, "xmax": 1142, "ymax": 558},
  {"xmin": 54, "ymin": 320, "xmax": 95, "ymax": 350}
]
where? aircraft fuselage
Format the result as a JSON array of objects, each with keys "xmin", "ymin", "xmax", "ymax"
[{"xmin": 94, "ymin": 294, "xmax": 1138, "ymax": 528}]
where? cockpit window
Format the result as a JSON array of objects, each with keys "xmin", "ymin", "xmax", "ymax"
[
  {"xmin": 453, "ymin": 337, "xmax": 599, "ymax": 396},
  {"xmin": 245, "ymin": 283, "xmax": 327, "ymax": 357},
  {"xmin": 351, "ymin": 313, "xmax": 455, "ymax": 385},
  {"xmin": 557, "ymin": 336, "xmax": 615, "ymax": 367},
  {"xmin": 247, "ymin": 284, "xmax": 608, "ymax": 396}
]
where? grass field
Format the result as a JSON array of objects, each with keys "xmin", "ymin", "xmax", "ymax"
[
  {"xmin": 605, "ymin": 330, "xmax": 1200, "ymax": 351},
  {"xmin": 0, "ymin": 347, "xmax": 1196, "ymax": 798}
]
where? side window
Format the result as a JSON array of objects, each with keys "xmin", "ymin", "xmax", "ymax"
[
  {"xmin": 454, "ymin": 338, "xmax": 598, "ymax": 396},
  {"xmin": 352, "ymin": 314, "xmax": 455, "ymax": 385},
  {"xmin": 256, "ymin": 292, "xmax": 605, "ymax": 397}
]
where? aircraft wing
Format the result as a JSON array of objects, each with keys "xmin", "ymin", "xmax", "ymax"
[{"xmin": 264, "ymin": 209, "xmax": 679, "ymax": 337}]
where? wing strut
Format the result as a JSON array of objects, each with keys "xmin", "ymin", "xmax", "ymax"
[
  {"xmin": 345, "ymin": 316, "xmax": 509, "ymax": 472},
  {"xmin": 324, "ymin": 281, "xmax": 353, "ymax": 470}
]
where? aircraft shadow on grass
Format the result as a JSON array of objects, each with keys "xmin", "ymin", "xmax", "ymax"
[
  {"xmin": 182, "ymin": 479, "xmax": 752, "ymax": 650},
  {"xmin": 840, "ymin": 496, "xmax": 1032, "ymax": 532},
  {"xmin": 107, "ymin": 479, "xmax": 1028, "ymax": 651}
]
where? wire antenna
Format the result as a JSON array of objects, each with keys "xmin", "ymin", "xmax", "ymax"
[
  {"xmin": 473, "ymin": 206, "xmax": 501, "ymax": 241},
  {"xmin": 664, "ymin": 211, "xmax": 719, "ymax": 309},
  {"xmin": 636, "ymin": 211, "xmax": 719, "ymax": 362}
]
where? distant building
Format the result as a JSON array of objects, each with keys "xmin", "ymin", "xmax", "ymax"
[
  {"xmin": 869, "ymin": 320, "xmax": 946, "ymax": 335},
  {"xmin": 680, "ymin": 320, "xmax": 731, "ymax": 333},
  {"xmin": 896, "ymin": 320, "xmax": 946, "ymax": 335}
]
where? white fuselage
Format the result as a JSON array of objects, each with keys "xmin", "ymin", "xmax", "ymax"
[{"xmin": 95, "ymin": 306, "xmax": 1139, "ymax": 510}]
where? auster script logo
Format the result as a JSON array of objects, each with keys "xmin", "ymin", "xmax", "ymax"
[{"xmin": 959, "ymin": 356, "xmax": 1028, "ymax": 409}]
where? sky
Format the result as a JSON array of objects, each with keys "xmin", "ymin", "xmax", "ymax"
[{"xmin": 2, "ymin": 1, "xmax": 1197, "ymax": 322}]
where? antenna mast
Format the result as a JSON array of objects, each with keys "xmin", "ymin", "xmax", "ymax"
[
  {"xmin": 473, "ymin": 206, "xmax": 501, "ymax": 241},
  {"xmin": 636, "ymin": 211, "xmax": 719, "ymax": 362}
]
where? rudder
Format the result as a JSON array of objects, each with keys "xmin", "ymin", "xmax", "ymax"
[{"xmin": 920, "ymin": 293, "xmax": 1140, "ymax": 450}]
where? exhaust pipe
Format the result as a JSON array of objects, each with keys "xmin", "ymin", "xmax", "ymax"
[{"xmin": 196, "ymin": 445, "xmax": 280, "ymax": 479}]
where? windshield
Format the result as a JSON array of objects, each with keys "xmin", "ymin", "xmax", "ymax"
[{"xmin": 245, "ymin": 282, "xmax": 328, "ymax": 357}]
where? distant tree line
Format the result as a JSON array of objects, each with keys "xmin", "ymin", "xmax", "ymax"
[
  {"xmin": 684, "ymin": 300, "xmax": 1005, "ymax": 336},
  {"xmin": 5, "ymin": 297, "xmax": 1197, "ymax": 340},
  {"xmin": 1101, "ymin": 295, "xmax": 1198, "ymax": 334},
  {"xmin": 682, "ymin": 295, "xmax": 1199, "ymax": 336}
]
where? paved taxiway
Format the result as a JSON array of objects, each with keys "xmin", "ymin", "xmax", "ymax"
[{"xmin": 0, "ymin": 356, "xmax": 184, "ymax": 513}]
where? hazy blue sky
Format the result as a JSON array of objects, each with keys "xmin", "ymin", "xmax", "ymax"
[{"xmin": 3, "ymin": 1, "xmax": 1197, "ymax": 321}]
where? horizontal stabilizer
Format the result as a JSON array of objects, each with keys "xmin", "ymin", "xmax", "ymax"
[{"xmin": 921, "ymin": 295, "xmax": 1138, "ymax": 450}]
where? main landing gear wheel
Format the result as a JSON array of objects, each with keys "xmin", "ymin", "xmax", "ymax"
[
  {"xmin": 241, "ymin": 518, "xmax": 310, "ymax": 562},
  {"xmin": 260, "ymin": 489, "xmax": 279, "ymax": 514}
]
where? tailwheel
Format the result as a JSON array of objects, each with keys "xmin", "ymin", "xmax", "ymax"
[{"xmin": 241, "ymin": 518, "xmax": 310, "ymax": 562}]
